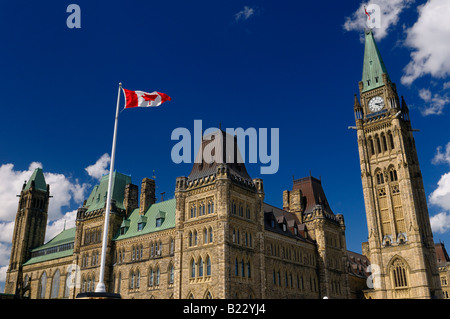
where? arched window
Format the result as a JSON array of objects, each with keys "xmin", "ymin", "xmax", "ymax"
[
  {"xmin": 369, "ymin": 137, "xmax": 375, "ymax": 156},
  {"xmin": 376, "ymin": 135, "xmax": 382, "ymax": 154},
  {"xmin": 391, "ymin": 258, "xmax": 409, "ymax": 288},
  {"xmin": 199, "ymin": 257, "xmax": 204, "ymax": 277},
  {"xmin": 170, "ymin": 238, "xmax": 175, "ymax": 255},
  {"xmin": 241, "ymin": 259, "xmax": 245, "ymax": 277},
  {"xmin": 189, "ymin": 232, "xmax": 193, "ymax": 247},
  {"xmin": 205, "ymin": 291, "xmax": 213, "ymax": 299},
  {"xmin": 39, "ymin": 272, "xmax": 47, "ymax": 299},
  {"xmin": 235, "ymin": 258, "xmax": 239, "ymax": 276},
  {"xmin": 64, "ymin": 272, "xmax": 71, "ymax": 298},
  {"xmin": 191, "ymin": 259, "xmax": 196, "ymax": 278},
  {"xmin": 376, "ymin": 171, "xmax": 384, "ymax": 185},
  {"xmin": 206, "ymin": 256, "xmax": 211, "ymax": 276},
  {"xmin": 149, "ymin": 267, "xmax": 154, "ymax": 286},
  {"xmin": 204, "ymin": 228, "xmax": 208, "ymax": 244},
  {"xmin": 169, "ymin": 264, "xmax": 174, "ymax": 284},
  {"xmin": 51, "ymin": 270, "xmax": 60, "ymax": 299},
  {"xmin": 209, "ymin": 227, "xmax": 213, "ymax": 243},
  {"xmin": 194, "ymin": 230, "xmax": 198, "ymax": 245},
  {"xmin": 247, "ymin": 261, "xmax": 251, "ymax": 278},
  {"xmin": 389, "ymin": 168, "xmax": 398, "ymax": 182},
  {"xmin": 130, "ymin": 271, "xmax": 135, "ymax": 289},
  {"xmin": 381, "ymin": 133, "xmax": 388, "ymax": 152},
  {"xmin": 388, "ymin": 131, "xmax": 395, "ymax": 150},
  {"xmin": 156, "ymin": 267, "xmax": 160, "ymax": 286},
  {"xmin": 136, "ymin": 269, "xmax": 141, "ymax": 288}
]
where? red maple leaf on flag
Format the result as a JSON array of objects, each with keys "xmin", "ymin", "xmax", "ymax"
[{"xmin": 142, "ymin": 93, "xmax": 159, "ymax": 101}]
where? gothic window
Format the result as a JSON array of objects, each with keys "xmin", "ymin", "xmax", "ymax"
[
  {"xmin": 235, "ymin": 258, "xmax": 239, "ymax": 276},
  {"xmin": 369, "ymin": 137, "xmax": 375, "ymax": 156},
  {"xmin": 376, "ymin": 171, "xmax": 384, "ymax": 185},
  {"xmin": 169, "ymin": 264, "xmax": 174, "ymax": 284},
  {"xmin": 376, "ymin": 135, "xmax": 382, "ymax": 154},
  {"xmin": 136, "ymin": 269, "xmax": 141, "ymax": 288},
  {"xmin": 156, "ymin": 267, "xmax": 160, "ymax": 286},
  {"xmin": 194, "ymin": 230, "xmax": 198, "ymax": 246},
  {"xmin": 209, "ymin": 227, "xmax": 213, "ymax": 243},
  {"xmin": 241, "ymin": 259, "xmax": 245, "ymax": 277},
  {"xmin": 39, "ymin": 272, "xmax": 47, "ymax": 299},
  {"xmin": 388, "ymin": 131, "xmax": 395, "ymax": 150},
  {"xmin": 149, "ymin": 267, "xmax": 154, "ymax": 286},
  {"xmin": 191, "ymin": 259, "xmax": 196, "ymax": 278},
  {"xmin": 189, "ymin": 231, "xmax": 193, "ymax": 247},
  {"xmin": 247, "ymin": 261, "xmax": 251, "ymax": 278},
  {"xmin": 391, "ymin": 258, "xmax": 409, "ymax": 288},
  {"xmin": 130, "ymin": 271, "xmax": 135, "ymax": 289},
  {"xmin": 389, "ymin": 169, "xmax": 398, "ymax": 182},
  {"xmin": 64, "ymin": 272, "xmax": 71, "ymax": 298},
  {"xmin": 205, "ymin": 291, "xmax": 213, "ymax": 299},
  {"xmin": 204, "ymin": 228, "xmax": 208, "ymax": 244},
  {"xmin": 51, "ymin": 270, "xmax": 60, "ymax": 299},
  {"xmin": 246, "ymin": 205, "xmax": 251, "ymax": 219},
  {"xmin": 382, "ymin": 133, "xmax": 388, "ymax": 152},
  {"xmin": 199, "ymin": 257, "xmax": 204, "ymax": 277},
  {"xmin": 170, "ymin": 238, "xmax": 174, "ymax": 255},
  {"xmin": 206, "ymin": 256, "xmax": 211, "ymax": 276}
]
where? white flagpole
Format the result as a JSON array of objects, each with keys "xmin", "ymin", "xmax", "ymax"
[{"xmin": 95, "ymin": 82, "xmax": 122, "ymax": 293}]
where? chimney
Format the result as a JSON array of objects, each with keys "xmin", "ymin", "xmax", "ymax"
[
  {"xmin": 140, "ymin": 178, "xmax": 156, "ymax": 215},
  {"xmin": 124, "ymin": 183, "xmax": 139, "ymax": 216}
]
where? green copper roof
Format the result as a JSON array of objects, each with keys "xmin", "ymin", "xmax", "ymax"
[
  {"xmin": 361, "ymin": 30, "xmax": 390, "ymax": 93},
  {"xmin": 24, "ymin": 227, "xmax": 76, "ymax": 265},
  {"xmin": 114, "ymin": 198, "xmax": 176, "ymax": 241},
  {"xmin": 23, "ymin": 168, "xmax": 47, "ymax": 192},
  {"xmin": 84, "ymin": 172, "xmax": 132, "ymax": 213}
]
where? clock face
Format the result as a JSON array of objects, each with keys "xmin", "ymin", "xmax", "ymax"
[{"xmin": 368, "ymin": 96, "xmax": 385, "ymax": 112}]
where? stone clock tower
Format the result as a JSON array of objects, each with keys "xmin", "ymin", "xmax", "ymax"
[{"xmin": 354, "ymin": 30, "xmax": 442, "ymax": 299}]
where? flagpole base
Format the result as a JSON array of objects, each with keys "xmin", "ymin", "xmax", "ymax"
[
  {"xmin": 76, "ymin": 292, "xmax": 121, "ymax": 299},
  {"xmin": 95, "ymin": 282, "xmax": 106, "ymax": 293}
]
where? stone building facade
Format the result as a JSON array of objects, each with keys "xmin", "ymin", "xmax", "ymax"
[
  {"xmin": 3, "ymin": 29, "xmax": 446, "ymax": 300},
  {"xmin": 4, "ymin": 131, "xmax": 352, "ymax": 299}
]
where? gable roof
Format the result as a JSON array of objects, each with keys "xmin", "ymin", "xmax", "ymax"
[
  {"xmin": 113, "ymin": 198, "xmax": 176, "ymax": 240},
  {"xmin": 84, "ymin": 172, "xmax": 132, "ymax": 213}
]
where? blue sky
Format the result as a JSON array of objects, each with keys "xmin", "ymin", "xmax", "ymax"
[{"xmin": 1, "ymin": 0, "xmax": 450, "ymax": 291}]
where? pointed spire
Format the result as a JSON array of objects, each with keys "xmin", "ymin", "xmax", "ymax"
[
  {"xmin": 361, "ymin": 30, "xmax": 391, "ymax": 93},
  {"xmin": 24, "ymin": 168, "xmax": 47, "ymax": 192}
]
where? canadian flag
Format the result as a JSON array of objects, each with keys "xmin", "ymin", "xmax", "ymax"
[{"xmin": 122, "ymin": 88, "xmax": 171, "ymax": 109}]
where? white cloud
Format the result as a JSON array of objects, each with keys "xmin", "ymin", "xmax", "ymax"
[
  {"xmin": 85, "ymin": 153, "xmax": 110, "ymax": 181},
  {"xmin": 44, "ymin": 210, "xmax": 77, "ymax": 242},
  {"xmin": 0, "ymin": 162, "xmax": 89, "ymax": 223},
  {"xmin": 429, "ymin": 172, "xmax": 450, "ymax": 211},
  {"xmin": 235, "ymin": 6, "xmax": 256, "ymax": 21},
  {"xmin": 432, "ymin": 142, "xmax": 450, "ymax": 165},
  {"xmin": 430, "ymin": 212, "xmax": 450, "ymax": 234},
  {"xmin": 343, "ymin": 0, "xmax": 414, "ymax": 41},
  {"xmin": 418, "ymin": 88, "xmax": 450, "ymax": 116},
  {"xmin": 401, "ymin": 0, "xmax": 450, "ymax": 85}
]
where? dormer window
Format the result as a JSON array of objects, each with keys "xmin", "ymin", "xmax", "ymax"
[
  {"xmin": 120, "ymin": 218, "xmax": 130, "ymax": 235},
  {"xmin": 137, "ymin": 215, "xmax": 147, "ymax": 231},
  {"xmin": 156, "ymin": 211, "xmax": 166, "ymax": 227},
  {"xmin": 294, "ymin": 226, "xmax": 298, "ymax": 236},
  {"xmin": 282, "ymin": 223, "xmax": 287, "ymax": 232},
  {"xmin": 270, "ymin": 219, "xmax": 275, "ymax": 228}
]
